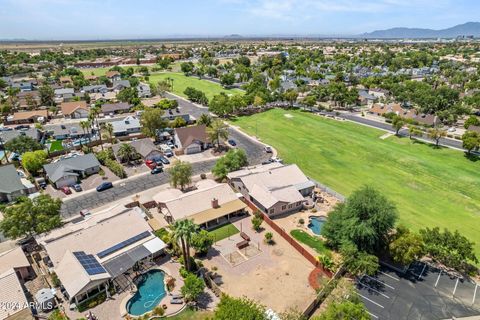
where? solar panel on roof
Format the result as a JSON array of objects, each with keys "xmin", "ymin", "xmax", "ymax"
[
  {"xmin": 97, "ymin": 231, "xmax": 151, "ymax": 259},
  {"xmin": 73, "ymin": 251, "xmax": 107, "ymax": 275}
]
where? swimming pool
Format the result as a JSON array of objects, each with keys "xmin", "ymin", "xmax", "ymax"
[
  {"xmin": 126, "ymin": 269, "xmax": 166, "ymax": 316},
  {"xmin": 308, "ymin": 216, "xmax": 326, "ymax": 235}
]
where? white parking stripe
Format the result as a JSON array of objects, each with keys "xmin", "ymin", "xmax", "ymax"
[
  {"xmin": 380, "ymin": 271, "xmax": 400, "ymax": 281},
  {"xmin": 367, "ymin": 311, "xmax": 379, "ymax": 319},
  {"xmin": 418, "ymin": 263, "xmax": 427, "ymax": 279},
  {"xmin": 364, "ymin": 275, "xmax": 395, "ymax": 290},
  {"xmin": 359, "ymin": 281, "xmax": 390, "ymax": 299},
  {"xmin": 358, "ymin": 293, "xmax": 385, "ymax": 308},
  {"xmin": 453, "ymin": 278, "xmax": 459, "ymax": 296},
  {"xmin": 434, "ymin": 270, "xmax": 442, "ymax": 287},
  {"xmin": 473, "ymin": 284, "xmax": 478, "ymax": 305}
]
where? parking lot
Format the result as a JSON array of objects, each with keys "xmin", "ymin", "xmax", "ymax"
[{"xmin": 357, "ymin": 261, "xmax": 480, "ymax": 319}]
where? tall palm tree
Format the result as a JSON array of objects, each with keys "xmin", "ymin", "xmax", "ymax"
[
  {"xmin": 206, "ymin": 119, "xmax": 229, "ymax": 149},
  {"xmin": 89, "ymin": 106, "xmax": 103, "ymax": 150},
  {"xmin": 171, "ymin": 220, "xmax": 198, "ymax": 271},
  {"xmin": 105, "ymin": 122, "xmax": 114, "ymax": 144},
  {"xmin": 117, "ymin": 143, "xmax": 138, "ymax": 164}
]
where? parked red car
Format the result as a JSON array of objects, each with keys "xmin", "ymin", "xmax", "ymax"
[
  {"xmin": 145, "ymin": 159, "xmax": 157, "ymax": 170},
  {"xmin": 61, "ymin": 186, "xmax": 72, "ymax": 195}
]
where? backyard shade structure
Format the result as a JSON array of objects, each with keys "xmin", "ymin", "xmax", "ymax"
[{"xmin": 189, "ymin": 199, "xmax": 247, "ymax": 226}]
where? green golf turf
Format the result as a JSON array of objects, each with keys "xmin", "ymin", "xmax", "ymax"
[{"xmin": 232, "ymin": 108, "xmax": 480, "ymax": 260}]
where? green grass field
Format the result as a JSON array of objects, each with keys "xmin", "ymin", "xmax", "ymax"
[
  {"xmin": 149, "ymin": 72, "xmax": 243, "ymax": 101},
  {"xmin": 232, "ymin": 109, "xmax": 480, "ymax": 259},
  {"xmin": 290, "ymin": 229, "xmax": 331, "ymax": 257},
  {"xmin": 209, "ymin": 223, "xmax": 240, "ymax": 242},
  {"xmin": 49, "ymin": 140, "xmax": 64, "ymax": 152}
]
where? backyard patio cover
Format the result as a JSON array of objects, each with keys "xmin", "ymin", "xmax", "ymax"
[
  {"xmin": 188, "ymin": 199, "xmax": 247, "ymax": 225},
  {"xmin": 103, "ymin": 245, "xmax": 151, "ymax": 278},
  {"xmin": 143, "ymin": 237, "xmax": 166, "ymax": 254}
]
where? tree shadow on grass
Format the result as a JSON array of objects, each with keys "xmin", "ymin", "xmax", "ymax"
[{"xmin": 464, "ymin": 152, "xmax": 479, "ymax": 162}]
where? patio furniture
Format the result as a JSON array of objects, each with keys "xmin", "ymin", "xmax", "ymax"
[
  {"xmin": 170, "ymin": 297, "xmax": 183, "ymax": 304},
  {"xmin": 236, "ymin": 240, "xmax": 249, "ymax": 249},
  {"xmin": 240, "ymin": 232, "xmax": 250, "ymax": 241}
]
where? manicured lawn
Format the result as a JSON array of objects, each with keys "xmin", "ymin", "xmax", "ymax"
[
  {"xmin": 209, "ymin": 223, "xmax": 240, "ymax": 242},
  {"xmin": 232, "ymin": 109, "xmax": 480, "ymax": 260},
  {"xmin": 290, "ymin": 229, "xmax": 331, "ymax": 257},
  {"xmin": 165, "ymin": 307, "xmax": 213, "ymax": 320},
  {"xmin": 149, "ymin": 72, "xmax": 243, "ymax": 101},
  {"xmin": 80, "ymin": 67, "xmax": 111, "ymax": 77},
  {"xmin": 49, "ymin": 140, "xmax": 64, "ymax": 152}
]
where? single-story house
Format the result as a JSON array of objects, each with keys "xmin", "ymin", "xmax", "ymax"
[
  {"xmin": 368, "ymin": 88, "xmax": 390, "ymax": 99},
  {"xmin": 90, "ymin": 91, "xmax": 116, "ymax": 103},
  {"xmin": 82, "ymin": 85, "xmax": 108, "ymax": 94},
  {"xmin": 112, "ymin": 80, "xmax": 130, "ymax": 91},
  {"xmin": 43, "ymin": 153, "xmax": 101, "ymax": 188},
  {"xmin": 369, "ymin": 103, "xmax": 404, "ymax": 116},
  {"xmin": 54, "ymin": 88, "xmax": 75, "ymax": 103},
  {"xmin": 8, "ymin": 110, "xmax": 49, "ymax": 124},
  {"xmin": 227, "ymin": 163, "xmax": 314, "ymax": 217},
  {"xmin": 0, "ymin": 269, "xmax": 34, "ymax": 320},
  {"xmin": 111, "ymin": 116, "xmax": 141, "ymax": 136},
  {"xmin": 60, "ymin": 101, "xmax": 89, "ymax": 119},
  {"xmin": 137, "ymin": 83, "xmax": 151, "ymax": 98},
  {"xmin": 112, "ymin": 138, "xmax": 161, "ymax": 162},
  {"xmin": 155, "ymin": 182, "xmax": 247, "ymax": 229},
  {"xmin": 0, "ymin": 128, "xmax": 42, "ymax": 144},
  {"xmin": 0, "ymin": 246, "xmax": 33, "ymax": 283},
  {"xmin": 358, "ymin": 89, "xmax": 377, "ymax": 106},
  {"xmin": 12, "ymin": 81, "xmax": 36, "ymax": 92},
  {"xmin": 467, "ymin": 125, "xmax": 480, "ymax": 134},
  {"xmin": 105, "ymin": 71, "xmax": 121, "ymax": 82},
  {"xmin": 101, "ymin": 102, "xmax": 131, "ymax": 115},
  {"xmin": 17, "ymin": 91, "xmax": 41, "ymax": 110},
  {"xmin": 36, "ymin": 207, "xmax": 165, "ymax": 306},
  {"xmin": 0, "ymin": 165, "xmax": 37, "ymax": 202},
  {"xmin": 59, "ymin": 76, "xmax": 73, "ymax": 85},
  {"xmin": 46, "ymin": 123, "xmax": 90, "ymax": 140},
  {"xmin": 174, "ymin": 125, "xmax": 208, "ymax": 155},
  {"xmin": 163, "ymin": 113, "xmax": 191, "ymax": 124}
]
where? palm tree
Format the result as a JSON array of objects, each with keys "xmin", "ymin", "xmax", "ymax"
[
  {"xmin": 105, "ymin": 122, "xmax": 114, "ymax": 144},
  {"xmin": 171, "ymin": 219, "xmax": 198, "ymax": 271},
  {"xmin": 197, "ymin": 114, "xmax": 212, "ymax": 127},
  {"xmin": 207, "ymin": 119, "xmax": 229, "ymax": 149},
  {"xmin": 117, "ymin": 143, "xmax": 138, "ymax": 164},
  {"xmin": 89, "ymin": 106, "xmax": 103, "ymax": 150},
  {"xmin": 79, "ymin": 120, "xmax": 90, "ymax": 144}
]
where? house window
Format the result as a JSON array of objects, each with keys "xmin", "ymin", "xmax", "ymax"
[
  {"xmin": 296, "ymin": 201, "xmax": 302, "ymax": 206},
  {"xmin": 288, "ymin": 204, "xmax": 293, "ymax": 209},
  {"xmin": 281, "ymin": 205, "xmax": 286, "ymax": 210},
  {"xmin": 269, "ymin": 208, "xmax": 275, "ymax": 214}
]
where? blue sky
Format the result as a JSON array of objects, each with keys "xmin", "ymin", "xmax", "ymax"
[{"xmin": 0, "ymin": 0, "xmax": 479, "ymax": 40}]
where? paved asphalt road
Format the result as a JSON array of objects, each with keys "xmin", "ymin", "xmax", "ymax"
[
  {"xmin": 60, "ymin": 102, "xmax": 270, "ymax": 217},
  {"xmin": 320, "ymin": 111, "xmax": 465, "ymax": 150}
]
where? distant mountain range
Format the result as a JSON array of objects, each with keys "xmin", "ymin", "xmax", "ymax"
[{"xmin": 361, "ymin": 22, "xmax": 480, "ymax": 39}]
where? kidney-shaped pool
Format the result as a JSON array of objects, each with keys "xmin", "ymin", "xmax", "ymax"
[{"xmin": 126, "ymin": 269, "xmax": 166, "ymax": 316}]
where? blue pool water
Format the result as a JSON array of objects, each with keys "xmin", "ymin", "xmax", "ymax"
[
  {"xmin": 308, "ymin": 216, "xmax": 326, "ymax": 235},
  {"xmin": 127, "ymin": 270, "xmax": 166, "ymax": 316}
]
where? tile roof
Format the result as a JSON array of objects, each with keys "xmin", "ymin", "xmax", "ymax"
[
  {"xmin": 0, "ymin": 270, "xmax": 30, "ymax": 320},
  {"xmin": 12, "ymin": 110, "xmax": 48, "ymax": 121},
  {"xmin": 0, "ymin": 247, "xmax": 30, "ymax": 276},
  {"xmin": 60, "ymin": 101, "xmax": 88, "ymax": 116}
]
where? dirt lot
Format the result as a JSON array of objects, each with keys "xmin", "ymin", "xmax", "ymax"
[{"xmin": 202, "ymin": 216, "xmax": 318, "ymax": 314}]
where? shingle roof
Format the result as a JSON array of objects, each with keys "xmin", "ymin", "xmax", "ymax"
[
  {"xmin": 101, "ymin": 102, "xmax": 131, "ymax": 114},
  {"xmin": 0, "ymin": 165, "xmax": 25, "ymax": 194},
  {"xmin": 111, "ymin": 138, "xmax": 157, "ymax": 159},
  {"xmin": 174, "ymin": 125, "xmax": 207, "ymax": 147},
  {"xmin": 43, "ymin": 154, "xmax": 100, "ymax": 183},
  {"xmin": 0, "ymin": 247, "xmax": 30, "ymax": 276},
  {"xmin": 12, "ymin": 110, "xmax": 48, "ymax": 121},
  {"xmin": 111, "ymin": 116, "xmax": 141, "ymax": 133},
  {"xmin": 0, "ymin": 270, "xmax": 31, "ymax": 320}
]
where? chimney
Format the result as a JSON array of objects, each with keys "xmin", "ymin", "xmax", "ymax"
[{"xmin": 211, "ymin": 198, "xmax": 219, "ymax": 209}]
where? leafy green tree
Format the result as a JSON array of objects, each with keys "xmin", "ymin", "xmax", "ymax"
[
  {"xmin": 184, "ymin": 87, "xmax": 208, "ymax": 105},
  {"xmin": 117, "ymin": 87, "xmax": 140, "ymax": 105},
  {"xmin": 191, "ymin": 229, "xmax": 214, "ymax": 255},
  {"xmin": 301, "ymin": 95, "xmax": 317, "ymax": 111},
  {"xmin": 181, "ymin": 273, "xmax": 205, "ymax": 302},
  {"xmin": 392, "ymin": 116, "xmax": 405, "ymax": 136},
  {"xmin": 340, "ymin": 242, "xmax": 379, "ymax": 276},
  {"xmin": 229, "ymin": 94, "xmax": 247, "ymax": 113},
  {"xmin": 22, "ymin": 150, "xmax": 47, "ymax": 174},
  {"xmin": 209, "ymin": 93, "xmax": 232, "ymax": 117},
  {"xmin": 197, "ymin": 114, "xmax": 212, "ymax": 127},
  {"xmin": 264, "ymin": 232, "xmax": 274, "ymax": 244},
  {"xmin": 180, "ymin": 62, "xmax": 195, "ymax": 75},
  {"xmin": 252, "ymin": 211, "xmax": 263, "ymax": 232},
  {"xmin": 168, "ymin": 160, "xmax": 193, "ymax": 191},
  {"xmin": 389, "ymin": 226, "xmax": 425, "ymax": 265},
  {"xmin": 207, "ymin": 119, "xmax": 229, "ymax": 148},
  {"xmin": 39, "ymin": 84, "xmax": 55, "ymax": 106},
  {"xmin": 170, "ymin": 117, "xmax": 187, "ymax": 128},
  {"xmin": 461, "ymin": 130, "xmax": 480, "ymax": 154},
  {"xmin": 117, "ymin": 143, "xmax": 139, "ymax": 163},
  {"xmin": 220, "ymin": 73, "xmax": 236, "ymax": 87},
  {"xmin": 408, "ymin": 125, "xmax": 423, "ymax": 140},
  {"xmin": 4, "ymin": 136, "xmax": 43, "ymax": 154},
  {"xmin": 419, "ymin": 227, "xmax": 478, "ymax": 272},
  {"xmin": 464, "ymin": 116, "xmax": 480, "ymax": 129},
  {"xmin": 140, "ymin": 108, "xmax": 167, "ymax": 138},
  {"xmin": 322, "ymin": 185, "xmax": 398, "ymax": 253},
  {"xmin": 213, "ymin": 295, "xmax": 267, "ymax": 320},
  {"xmin": 427, "ymin": 127, "xmax": 446, "ymax": 146},
  {"xmin": 0, "ymin": 195, "xmax": 62, "ymax": 239},
  {"xmin": 284, "ymin": 89, "xmax": 299, "ymax": 106},
  {"xmin": 212, "ymin": 149, "xmax": 248, "ymax": 180},
  {"xmin": 314, "ymin": 300, "xmax": 370, "ymax": 320}
]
